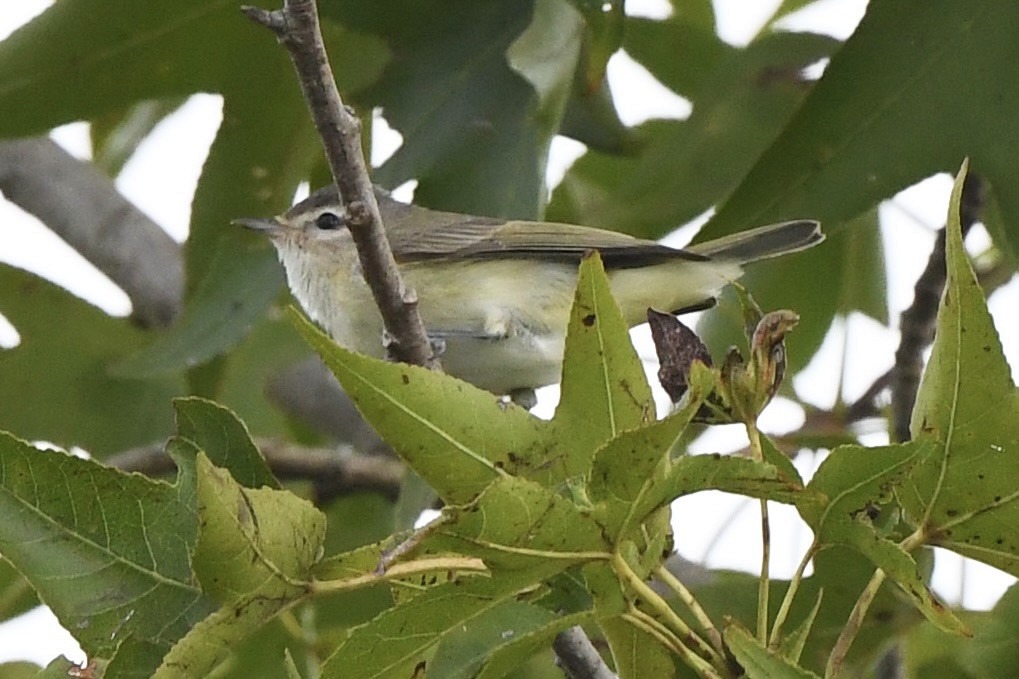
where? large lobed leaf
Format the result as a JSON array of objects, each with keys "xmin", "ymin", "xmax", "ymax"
[
  {"xmin": 0, "ymin": 432, "xmax": 215, "ymax": 661},
  {"xmin": 902, "ymin": 161, "xmax": 1019, "ymax": 577}
]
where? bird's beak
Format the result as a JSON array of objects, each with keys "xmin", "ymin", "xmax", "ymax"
[{"xmin": 233, "ymin": 217, "xmax": 284, "ymax": 237}]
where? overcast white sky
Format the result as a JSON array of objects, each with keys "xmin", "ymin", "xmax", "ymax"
[{"xmin": 2, "ymin": 0, "xmax": 1017, "ymax": 667}]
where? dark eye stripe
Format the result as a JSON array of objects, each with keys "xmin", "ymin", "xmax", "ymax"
[{"xmin": 315, "ymin": 212, "xmax": 343, "ymax": 230}]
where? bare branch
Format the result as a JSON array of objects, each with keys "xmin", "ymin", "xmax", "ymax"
[
  {"xmin": 241, "ymin": 1, "xmax": 439, "ymax": 370},
  {"xmin": 553, "ymin": 626, "xmax": 617, "ymax": 679},
  {"xmin": 0, "ymin": 137, "xmax": 183, "ymax": 328},
  {"xmin": 107, "ymin": 437, "xmax": 404, "ymax": 503}
]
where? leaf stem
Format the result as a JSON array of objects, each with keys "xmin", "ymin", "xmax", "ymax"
[
  {"xmin": 612, "ymin": 552, "xmax": 722, "ymax": 666},
  {"xmin": 825, "ymin": 568, "xmax": 886, "ymax": 678},
  {"xmin": 768, "ymin": 540, "xmax": 817, "ymax": 649},
  {"xmin": 654, "ymin": 564, "xmax": 725, "ymax": 656},
  {"xmin": 746, "ymin": 420, "xmax": 770, "ymax": 644},
  {"xmin": 310, "ymin": 556, "xmax": 487, "ymax": 595},
  {"xmin": 622, "ymin": 610, "xmax": 723, "ymax": 679}
]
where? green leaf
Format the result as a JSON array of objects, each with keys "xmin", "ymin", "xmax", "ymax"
[
  {"xmin": 437, "ymin": 476, "xmax": 608, "ymax": 568},
  {"xmin": 431, "ymin": 604, "xmax": 589, "ymax": 679},
  {"xmin": 475, "ymin": 614, "xmax": 592, "ymax": 679},
  {"xmin": 724, "ymin": 621, "xmax": 820, "ymax": 679},
  {"xmin": 0, "ymin": 265, "xmax": 181, "ymax": 456},
  {"xmin": 174, "ymin": 397, "xmax": 278, "ymax": 490},
  {"xmin": 587, "ymin": 366, "xmax": 710, "ymax": 537},
  {"xmin": 778, "ymin": 589, "xmax": 823, "ymax": 665},
  {"xmin": 507, "ymin": 0, "xmax": 583, "ymax": 128},
  {"xmin": 318, "ymin": 561, "xmax": 570, "ymax": 679},
  {"xmin": 338, "ymin": 0, "xmax": 551, "ymax": 219},
  {"xmin": 548, "ymin": 29, "xmax": 837, "ymax": 239},
  {"xmin": 291, "ymin": 310, "xmax": 550, "ymax": 504},
  {"xmin": 0, "ymin": 432, "xmax": 215, "ymax": 660},
  {"xmin": 802, "ymin": 442, "xmax": 967, "ymax": 635},
  {"xmin": 90, "ymin": 98, "xmax": 188, "ymax": 177},
  {"xmin": 903, "ymin": 161, "xmax": 1019, "ymax": 578},
  {"xmin": 706, "ymin": 1, "xmax": 1019, "ymax": 256},
  {"xmin": 957, "ymin": 583, "xmax": 1019, "ymax": 677},
  {"xmin": 192, "ymin": 452, "xmax": 324, "ymax": 602},
  {"xmin": 553, "ymin": 253, "xmax": 655, "ymax": 480},
  {"xmin": 0, "ymin": 558, "xmax": 37, "ymax": 623},
  {"xmin": 599, "ymin": 616, "xmax": 677, "ymax": 679},
  {"xmin": 155, "ymin": 452, "xmax": 325, "ymax": 677},
  {"xmin": 0, "ymin": 661, "xmax": 42, "ymax": 679},
  {"xmin": 631, "ymin": 454, "xmax": 806, "ymax": 526}
]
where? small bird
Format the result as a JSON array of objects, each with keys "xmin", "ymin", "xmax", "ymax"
[{"xmin": 238, "ymin": 186, "xmax": 822, "ymax": 399}]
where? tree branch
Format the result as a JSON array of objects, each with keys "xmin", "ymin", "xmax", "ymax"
[
  {"xmin": 553, "ymin": 626, "xmax": 617, "ymax": 679},
  {"xmin": 266, "ymin": 357, "xmax": 390, "ymax": 456},
  {"xmin": 0, "ymin": 137, "xmax": 183, "ymax": 328},
  {"xmin": 241, "ymin": 0, "xmax": 439, "ymax": 370},
  {"xmin": 107, "ymin": 438, "xmax": 404, "ymax": 504}
]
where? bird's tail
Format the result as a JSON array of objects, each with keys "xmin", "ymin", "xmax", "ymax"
[{"xmin": 686, "ymin": 220, "xmax": 823, "ymax": 263}]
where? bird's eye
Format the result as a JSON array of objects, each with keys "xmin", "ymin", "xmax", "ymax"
[{"xmin": 315, "ymin": 212, "xmax": 343, "ymax": 230}]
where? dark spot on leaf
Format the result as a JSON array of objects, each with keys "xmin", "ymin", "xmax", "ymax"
[
  {"xmin": 995, "ymin": 496, "xmax": 1002, "ymax": 503},
  {"xmin": 946, "ymin": 509, "xmax": 959, "ymax": 517},
  {"xmin": 978, "ymin": 474, "xmax": 985, "ymax": 480},
  {"xmin": 582, "ymin": 314, "xmax": 596, "ymax": 327},
  {"xmin": 401, "ymin": 374, "xmax": 410, "ymax": 385},
  {"xmin": 984, "ymin": 345, "xmax": 992, "ymax": 352},
  {"xmin": 494, "ymin": 461, "xmax": 504, "ymax": 470}
]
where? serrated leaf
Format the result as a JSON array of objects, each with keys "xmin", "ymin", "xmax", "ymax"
[
  {"xmin": 902, "ymin": 161, "xmax": 1019, "ymax": 578},
  {"xmin": 192, "ymin": 453, "xmax": 323, "ymax": 603},
  {"xmin": 724, "ymin": 622, "xmax": 820, "ymax": 679},
  {"xmin": 158, "ymin": 453, "xmax": 325, "ymax": 677},
  {"xmin": 437, "ymin": 477, "xmax": 608, "ymax": 568},
  {"xmin": 802, "ymin": 442, "xmax": 967, "ymax": 635},
  {"xmin": 319, "ymin": 561, "xmax": 569, "ymax": 679},
  {"xmin": 0, "ymin": 265, "xmax": 181, "ymax": 456},
  {"xmin": 553, "ymin": 253, "xmax": 655, "ymax": 480},
  {"xmin": 291, "ymin": 310, "xmax": 550, "ymax": 504},
  {"xmin": 174, "ymin": 397, "xmax": 278, "ymax": 490},
  {"xmin": 0, "ymin": 433, "xmax": 215, "ymax": 660}
]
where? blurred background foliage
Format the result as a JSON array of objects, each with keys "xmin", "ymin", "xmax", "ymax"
[{"xmin": 1, "ymin": 0, "xmax": 1018, "ymax": 675}]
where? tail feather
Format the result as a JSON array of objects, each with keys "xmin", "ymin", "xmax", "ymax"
[{"xmin": 686, "ymin": 220, "xmax": 823, "ymax": 263}]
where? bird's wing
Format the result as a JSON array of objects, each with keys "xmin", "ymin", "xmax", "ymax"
[{"xmin": 380, "ymin": 197, "xmax": 705, "ymax": 267}]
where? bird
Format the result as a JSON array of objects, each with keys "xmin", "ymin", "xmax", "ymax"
[{"xmin": 237, "ymin": 185, "xmax": 822, "ymax": 401}]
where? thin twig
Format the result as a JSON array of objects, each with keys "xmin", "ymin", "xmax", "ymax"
[
  {"xmin": 241, "ymin": 0, "xmax": 438, "ymax": 370},
  {"xmin": 0, "ymin": 137, "xmax": 183, "ymax": 328},
  {"xmin": 745, "ymin": 421, "xmax": 771, "ymax": 644}
]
